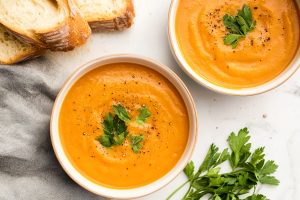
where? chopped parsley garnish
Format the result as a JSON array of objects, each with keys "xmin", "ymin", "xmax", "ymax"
[
  {"xmin": 136, "ymin": 106, "xmax": 151, "ymax": 124},
  {"xmin": 96, "ymin": 103, "xmax": 150, "ymax": 153},
  {"xmin": 130, "ymin": 135, "xmax": 145, "ymax": 153},
  {"xmin": 96, "ymin": 112, "xmax": 128, "ymax": 148},
  {"xmin": 223, "ymin": 5, "xmax": 256, "ymax": 48},
  {"xmin": 167, "ymin": 128, "xmax": 279, "ymax": 200}
]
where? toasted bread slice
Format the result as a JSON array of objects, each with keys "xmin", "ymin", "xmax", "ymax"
[
  {"xmin": 0, "ymin": 25, "xmax": 43, "ymax": 65},
  {"xmin": 0, "ymin": 0, "xmax": 91, "ymax": 51},
  {"xmin": 75, "ymin": 0, "xmax": 135, "ymax": 31}
]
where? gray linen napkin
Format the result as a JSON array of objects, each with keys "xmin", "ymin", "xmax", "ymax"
[{"xmin": 0, "ymin": 57, "xmax": 100, "ymax": 200}]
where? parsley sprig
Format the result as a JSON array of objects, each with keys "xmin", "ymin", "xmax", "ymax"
[
  {"xmin": 223, "ymin": 5, "xmax": 256, "ymax": 48},
  {"xmin": 167, "ymin": 128, "xmax": 279, "ymax": 200}
]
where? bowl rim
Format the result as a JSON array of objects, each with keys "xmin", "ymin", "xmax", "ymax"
[
  {"xmin": 168, "ymin": 0, "xmax": 300, "ymax": 96},
  {"xmin": 50, "ymin": 54, "xmax": 198, "ymax": 199}
]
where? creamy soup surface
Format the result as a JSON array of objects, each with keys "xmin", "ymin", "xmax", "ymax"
[
  {"xmin": 176, "ymin": 0, "xmax": 300, "ymax": 88},
  {"xmin": 59, "ymin": 63, "xmax": 189, "ymax": 188}
]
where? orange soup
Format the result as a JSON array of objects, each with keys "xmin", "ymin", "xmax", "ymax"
[
  {"xmin": 176, "ymin": 0, "xmax": 300, "ymax": 88},
  {"xmin": 59, "ymin": 63, "xmax": 189, "ymax": 188}
]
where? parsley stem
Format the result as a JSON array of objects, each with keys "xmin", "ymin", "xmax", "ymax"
[
  {"xmin": 166, "ymin": 180, "xmax": 189, "ymax": 200},
  {"xmin": 183, "ymin": 184, "xmax": 192, "ymax": 199}
]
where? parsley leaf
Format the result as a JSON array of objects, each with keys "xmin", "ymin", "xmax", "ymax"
[
  {"xmin": 215, "ymin": 148, "xmax": 230, "ymax": 166},
  {"xmin": 102, "ymin": 113, "xmax": 114, "ymax": 135},
  {"xmin": 228, "ymin": 127, "xmax": 251, "ymax": 169},
  {"xmin": 224, "ymin": 34, "xmax": 242, "ymax": 48},
  {"xmin": 257, "ymin": 160, "xmax": 280, "ymax": 185},
  {"xmin": 130, "ymin": 135, "xmax": 144, "ymax": 153},
  {"xmin": 167, "ymin": 128, "xmax": 279, "ymax": 200},
  {"xmin": 223, "ymin": 14, "xmax": 242, "ymax": 34},
  {"xmin": 223, "ymin": 5, "xmax": 256, "ymax": 48},
  {"xmin": 96, "ymin": 134, "xmax": 112, "ymax": 147},
  {"xmin": 213, "ymin": 195, "xmax": 222, "ymax": 200},
  {"xmin": 259, "ymin": 160, "xmax": 278, "ymax": 175},
  {"xmin": 237, "ymin": 15, "xmax": 250, "ymax": 35},
  {"xmin": 136, "ymin": 106, "xmax": 151, "ymax": 124},
  {"xmin": 259, "ymin": 175, "xmax": 280, "ymax": 185},
  {"xmin": 250, "ymin": 147, "xmax": 265, "ymax": 166},
  {"xmin": 244, "ymin": 194, "xmax": 268, "ymax": 200},
  {"xmin": 113, "ymin": 132, "xmax": 126, "ymax": 145},
  {"xmin": 198, "ymin": 144, "xmax": 218, "ymax": 173},
  {"xmin": 238, "ymin": 5, "xmax": 256, "ymax": 30},
  {"xmin": 184, "ymin": 161, "xmax": 195, "ymax": 179},
  {"xmin": 197, "ymin": 144, "xmax": 229, "ymax": 175},
  {"xmin": 113, "ymin": 104, "xmax": 131, "ymax": 122},
  {"xmin": 113, "ymin": 115, "xmax": 128, "ymax": 136}
]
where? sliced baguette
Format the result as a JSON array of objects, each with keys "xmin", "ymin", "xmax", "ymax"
[
  {"xmin": 0, "ymin": 25, "xmax": 43, "ymax": 65},
  {"xmin": 0, "ymin": 0, "xmax": 91, "ymax": 51},
  {"xmin": 75, "ymin": 0, "xmax": 135, "ymax": 31}
]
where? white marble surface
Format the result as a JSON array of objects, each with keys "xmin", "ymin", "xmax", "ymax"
[{"xmin": 0, "ymin": 0, "xmax": 300, "ymax": 199}]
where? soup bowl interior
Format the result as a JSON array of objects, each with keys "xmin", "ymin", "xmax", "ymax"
[
  {"xmin": 50, "ymin": 55, "xmax": 197, "ymax": 199},
  {"xmin": 168, "ymin": 0, "xmax": 300, "ymax": 96}
]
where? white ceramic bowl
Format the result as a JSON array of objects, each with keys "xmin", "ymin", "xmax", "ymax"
[
  {"xmin": 50, "ymin": 54, "xmax": 198, "ymax": 199},
  {"xmin": 168, "ymin": 0, "xmax": 300, "ymax": 96}
]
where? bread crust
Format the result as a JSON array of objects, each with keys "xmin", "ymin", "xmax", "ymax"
[
  {"xmin": 88, "ymin": 0, "xmax": 135, "ymax": 31},
  {"xmin": 37, "ymin": 0, "xmax": 91, "ymax": 51},
  {"xmin": 0, "ymin": 0, "xmax": 91, "ymax": 51},
  {"xmin": 0, "ymin": 25, "xmax": 44, "ymax": 65},
  {"xmin": 0, "ymin": 48, "xmax": 44, "ymax": 65}
]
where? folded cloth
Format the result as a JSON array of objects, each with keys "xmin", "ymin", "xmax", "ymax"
[{"xmin": 0, "ymin": 58, "xmax": 98, "ymax": 199}]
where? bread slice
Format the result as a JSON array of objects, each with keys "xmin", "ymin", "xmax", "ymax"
[
  {"xmin": 0, "ymin": 25, "xmax": 43, "ymax": 65},
  {"xmin": 0, "ymin": 0, "xmax": 91, "ymax": 51},
  {"xmin": 75, "ymin": 0, "xmax": 135, "ymax": 31}
]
